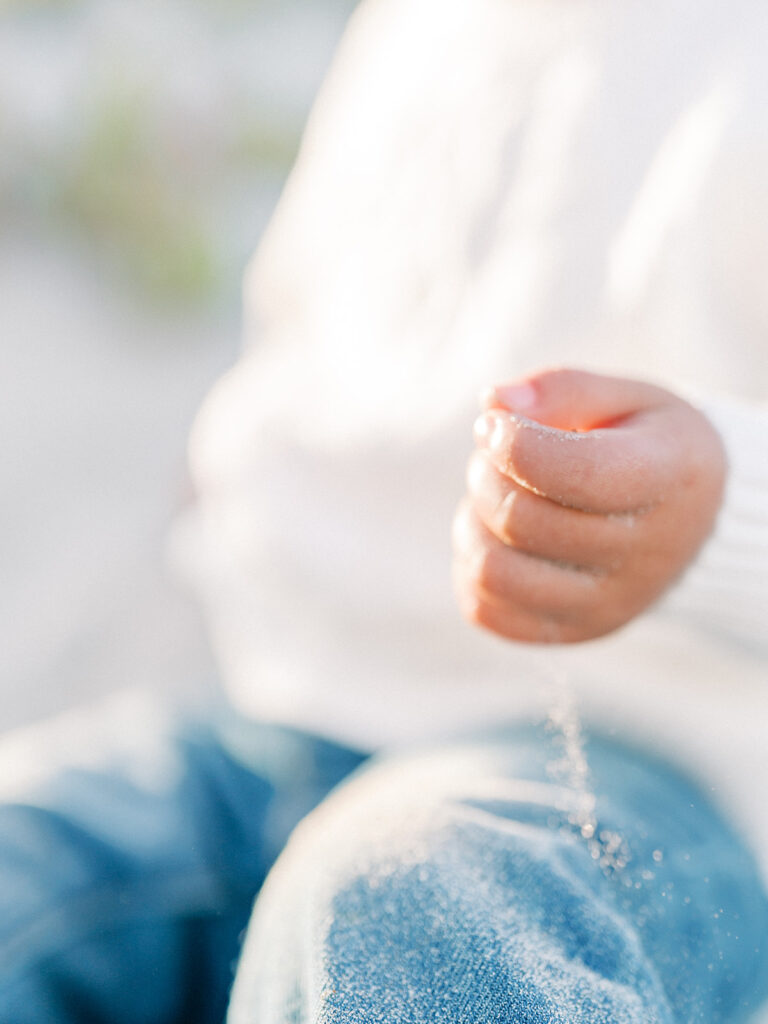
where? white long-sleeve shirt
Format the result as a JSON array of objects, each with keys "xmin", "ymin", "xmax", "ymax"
[{"xmin": 177, "ymin": 0, "xmax": 768, "ymax": 881}]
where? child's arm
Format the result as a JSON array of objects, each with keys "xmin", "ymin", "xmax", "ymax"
[{"xmin": 452, "ymin": 368, "xmax": 727, "ymax": 643}]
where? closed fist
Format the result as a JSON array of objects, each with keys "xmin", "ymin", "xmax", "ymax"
[{"xmin": 453, "ymin": 368, "xmax": 727, "ymax": 643}]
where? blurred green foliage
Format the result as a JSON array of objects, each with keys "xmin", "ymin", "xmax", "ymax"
[
  {"xmin": 0, "ymin": 0, "xmax": 352, "ymax": 307},
  {"xmin": 57, "ymin": 86, "xmax": 221, "ymax": 303}
]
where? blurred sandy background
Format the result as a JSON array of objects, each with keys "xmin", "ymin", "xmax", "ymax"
[{"xmin": 0, "ymin": 0, "xmax": 357, "ymax": 730}]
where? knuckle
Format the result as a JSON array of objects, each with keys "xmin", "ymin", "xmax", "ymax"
[
  {"xmin": 468, "ymin": 449, "xmax": 535, "ymax": 550},
  {"xmin": 465, "ymin": 449, "xmax": 488, "ymax": 494},
  {"xmin": 452, "ymin": 503, "xmax": 500, "ymax": 594},
  {"xmin": 471, "ymin": 541, "xmax": 497, "ymax": 592},
  {"xmin": 496, "ymin": 487, "xmax": 531, "ymax": 547},
  {"xmin": 499, "ymin": 427, "xmax": 543, "ymax": 493}
]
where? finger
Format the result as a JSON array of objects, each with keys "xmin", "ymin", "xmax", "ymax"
[
  {"xmin": 466, "ymin": 449, "xmax": 637, "ymax": 569},
  {"xmin": 483, "ymin": 367, "xmax": 673, "ymax": 431},
  {"xmin": 452, "ymin": 500, "xmax": 604, "ymax": 617},
  {"xmin": 474, "ymin": 406, "xmax": 678, "ymax": 514},
  {"xmin": 453, "ymin": 579, "xmax": 590, "ymax": 644}
]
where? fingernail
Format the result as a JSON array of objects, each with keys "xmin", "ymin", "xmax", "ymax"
[
  {"xmin": 473, "ymin": 412, "xmax": 494, "ymax": 445},
  {"xmin": 474, "ymin": 411, "xmax": 511, "ymax": 454},
  {"xmin": 491, "ymin": 382, "xmax": 537, "ymax": 411}
]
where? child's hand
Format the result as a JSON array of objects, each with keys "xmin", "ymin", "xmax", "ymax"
[{"xmin": 452, "ymin": 368, "xmax": 727, "ymax": 643}]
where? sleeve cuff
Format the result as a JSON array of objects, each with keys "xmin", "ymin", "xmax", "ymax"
[{"xmin": 655, "ymin": 391, "xmax": 768, "ymax": 648}]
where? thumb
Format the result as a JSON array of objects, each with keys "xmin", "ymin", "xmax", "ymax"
[
  {"xmin": 485, "ymin": 367, "xmax": 672, "ymax": 431},
  {"xmin": 477, "ymin": 367, "xmax": 687, "ymax": 513}
]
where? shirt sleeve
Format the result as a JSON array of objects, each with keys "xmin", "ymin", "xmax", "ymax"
[{"xmin": 656, "ymin": 392, "xmax": 768, "ymax": 651}]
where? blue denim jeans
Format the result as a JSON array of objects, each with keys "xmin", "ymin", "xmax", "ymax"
[
  {"xmin": 229, "ymin": 729, "xmax": 768, "ymax": 1024},
  {"xmin": 1, "ymin": 695, "xmax": 767, "ymax": 1022},
  {"xmin": 0, "ymin": 694, "xmax": 365, "ymax": 1023}
]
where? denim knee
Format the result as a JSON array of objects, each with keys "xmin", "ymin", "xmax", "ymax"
[{"xmin": 228, "ymin": 732, "xmax": 768, "ymax": 1024}]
